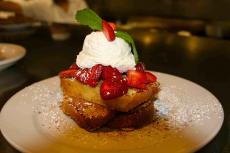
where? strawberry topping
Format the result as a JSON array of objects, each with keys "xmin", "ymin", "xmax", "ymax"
[
  {"xmin": 135, "ymin": 62, "xmax": 145, "ymax": 72},
  {"xmin": 75, "ymin": 68, "xmax": 89, "ymax": 84},
  {"xmin": 126, "ymin": 69, "xmax": 157, "ymax": 89},
  {"xmin": 100, "ymin": 65, "xmax": 128, "ymax": 99},
  {"xmin": 60, "ymin": 63, "xmax": 157, "ymax": 99},
  {"xmin": 102, "ymin": 20, "xmax": 115, "ymax": 41},
  {"xmin": 75, "ymin": 64, "xmax": 103, "ymax": 87},
  {"xmin": 102, "ymin": 66, "xmax": 122, "ymax": 81},
  {"xmin": 100, "ymin": 78, "xmax": 128, "ymax": 100},
  {"xmin": 88, "ymin": 64, "xmax": 103, "ymax": 86},
  {"xmin": 59, "ymin": 69, "xmax": 76, "ymax": 78},
  {"xmin": 127, "ymin": 70, "xmax": 148, "ymax": 89},
  {"xmin": 145, "ymin": 72, "xmax": 157, "ymax": 83},
  {"xmin": 69, "ymin": 63, "xmax": 80, "ymax": 70}
]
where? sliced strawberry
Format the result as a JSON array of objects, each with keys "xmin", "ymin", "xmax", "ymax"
[
  {"xmin": 69, "ymin": 63, "xmax": 80, "ymax": 70},
  {"xmin": 100, "ymin": 79, "xmax": 128, "ymax": 100},
  {"xmin": 75, "ymin": 64, "xmax": 103, "ymax": 87},
  {"xmin": 145, "ymin": 72, "xmax": 157, "ymax": 83},
  {"xmin": 102, "ymin": 20, "xmax": 115, "ymax": 41},
  {"xmin": 75, "ymin": 68, "xmax": 89, "ymax": 84},
  {"xmin": 87, "ymin": 64, "xmax": 103, "ymax": 87},
  {"xmin": 135, "ymin": 62, "xmax": 145, "ymax": 72},
  {"xmin": 102, "ymin": 66, "xmax": 122, "ymax": 81},
  {"xmin": 126, "ymin": 70, "xmax": 147, "ymax": 89},
  {"xmin": 108, "ymin": 22, "xmax": 116, "ymax": 30},
  {"xmin": 59, "ymin": 69, "xmax": 76, "ymax": 78}
]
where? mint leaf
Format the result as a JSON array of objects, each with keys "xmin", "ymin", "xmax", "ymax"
[
  {"xmin": 115, "ymin": 31, "xmax": 139, "ymax": 63},
  {"xmin": 75, "ymin": 8, "xmax": 102, "ymax": 30}
]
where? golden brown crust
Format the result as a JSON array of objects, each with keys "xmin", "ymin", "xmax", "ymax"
[
  {"xmin": 61, "ymin": 97, "xmax": 155, "ymax": 131},
  {"xmin": 61, "ymin": 78, "xmax": 159, "ymax": 112},
  {"xmin": 107, "ymin": 101, "xmax": 154, "ymax": 129},
  {"xmin": 61, "ymin": 97, "xmax": 114, "ymax": 131},
  {"xmin": 104, "ymin": 84, "xmax": 159, "ymax": 112}
]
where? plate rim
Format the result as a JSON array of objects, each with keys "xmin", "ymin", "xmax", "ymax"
[{"xmin": 0, "ymin": 43, "xmax": 26, "ymax": 65}]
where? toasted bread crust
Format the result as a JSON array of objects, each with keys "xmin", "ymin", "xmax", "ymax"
[
  {"xmin": 61, "ymin": 97, "xmax": 155, "ymax": 131},
  {"xmin": 61, "ymin": 78, "xmax": 159, "ymax": 112},
  {"xmin": 107, "ymin": 101, "xmax": 154, "ymax": 129},
  {"xmin": 61, "ymin": 97, "xmax": 114, "ymax": 131}
]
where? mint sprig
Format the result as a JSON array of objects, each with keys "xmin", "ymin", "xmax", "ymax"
[
  {"xmin": 75, "ymin": 9, "xmax": 139, "ymax": 63},
  {"xmin": 75, "ymin": 8, "xmax": 102, "ymax": 30}
]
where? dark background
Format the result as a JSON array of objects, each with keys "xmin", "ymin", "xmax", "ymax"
[{"xmin": 87, "ymin": 0, "xmax": 230, "ymax": 20}]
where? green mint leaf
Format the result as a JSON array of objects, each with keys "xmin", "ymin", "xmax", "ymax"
[
  {"xmin": 115, "ymin": 31, "xmax": 139, "ymax": 63},
  {"xmin": 75, "ymin": 8, "xmax": 102, "ymax": 30}
]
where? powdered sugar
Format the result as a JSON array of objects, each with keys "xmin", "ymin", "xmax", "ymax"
[
  {"xmin": 27, "ymin": 74, "xmax": 223, "ymax": 151},
  {"xmin": 0, "ymin": 72, "xmax": 223, "ymax": 153}
]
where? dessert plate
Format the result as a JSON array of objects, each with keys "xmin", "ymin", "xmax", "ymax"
[
  {"xmin": 0, "ymin": 72, "xmax": 224, "ymax": 153},
  {"xmin": 0, "ymin": 43, "xmax": 26, "ymax": 71}
]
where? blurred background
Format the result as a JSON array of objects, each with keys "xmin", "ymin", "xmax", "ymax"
[
  {"xmin": 0, "ymin": 0, "xmax": 230, "ymax": 153},
  {"xmin": 1, "ymin": 0, "xmax": 230, "ymax": 40}
]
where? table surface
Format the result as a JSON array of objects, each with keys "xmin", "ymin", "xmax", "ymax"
[{"xmin": 0, "ymin": 27, "xmax": 229, "ymax": 153}]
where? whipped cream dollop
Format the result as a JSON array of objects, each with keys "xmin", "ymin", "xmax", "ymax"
[{"xmin": 76, "ymin": 31, "xmax": 135, "ymax": 72}]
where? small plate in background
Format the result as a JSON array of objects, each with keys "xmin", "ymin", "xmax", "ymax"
[{"xmin": 0, "ymin": 43, "xmax": 26, "ymax": 71}]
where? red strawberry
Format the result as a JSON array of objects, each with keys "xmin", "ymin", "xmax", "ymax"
[
  {"xmin": 145, "ymin": 72, "xmax": 157, "ymax": 83},
  {"xmin": 69, "ymin": 63, "xmax": 80, "ymax": 70},
  {"xmin": 135, "ymin": 62, "xmax": 145, "ymax": 72},
  {"xmin": 100, "ymin": 79, "xmax": 128, "ymax": 100},
  {"xmin": 59, "ymin": 69, "xmax": 76, "ymax": 78},
  {"xmin": 126, "ymin": 70, "xmax": 147, "ymax": 89},
  {"xmin": 87, "ymin": 64, "xmax": 103, "ymax": 87},
  {"xmin": 108, "ymin": 22, "xmax": 116, "ymax": 30},
  {"xmin": 102, "ymin": 20, "xmax": 115, "ymax": 41},
  {"xmin": 75, "ymin": 64, "xmax": 103, "ymax": 87},
  {"xmin": 75, "ymin": 68, "xmax": 89, "ymax": 84},
  {"xmin": 102, "ymin": 66, "xmax": 122, "ymax": 81}
]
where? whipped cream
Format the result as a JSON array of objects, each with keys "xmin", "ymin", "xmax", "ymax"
[{"xmin": 76, "ymin": 31, "xmax": 135, "ymax": 72}]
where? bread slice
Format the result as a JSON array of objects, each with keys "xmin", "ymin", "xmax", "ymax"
[
  {"xmin": 61, "ymin": 96, "xmax": 114, "ymax": 131},
  {"xmin": 61, "ymin": 96, "xmax": 155, "ymax": 131},
  {"xmin": 107, "ymin": 100, "xmax": 155, "ymax": 129},
  {"xmin": 61, "ymin": 78, "xmax": 159, "ymax": 112}
]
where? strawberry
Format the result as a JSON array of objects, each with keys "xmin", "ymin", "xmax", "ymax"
[
  {"xmin": 145, "ymin": 72, "xmax": 157, "ymax": 83},
  {"xmin": 135, "ymin": 62, "xmax": 145, "ymax": 72},
  {"xmin": 100, "ymin": 78, "xmax": 128, "ymax": 100},
  {"xmin": 88, "ymin": 64, "xmax": 103, "ymax": 86},
  {"xmin": 102, "ymin": 20, "xmax": 115, "ymax": 41},
  {"xmin": 75, "ymin": 68, "xmax": 89, "ymax": 84},
  {"xmin": 75, "ymin": 64, "xmax": 103, "ymax": 87},
  {"xmin": 102, "ymin": 66, "xmax": 122, "ymax": 81},
  {"xmin": 108, "ymin": 22, "xmax": 116, "ymax": 30},
  {"xmin": 69, "ymin": 63, "xmax": 80, "ymax": 70},
  {"xmin": 126, "ymin": 70, "xmax": 147, "ymax": 89},
  {"xmin": 59, "ymin": 69, "xmax": 76, "ymax": 78}
]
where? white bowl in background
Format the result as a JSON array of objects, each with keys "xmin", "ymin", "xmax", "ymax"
[{"xmin": 0, "ymin": 43, "xmax": 26, "ymax": 71}]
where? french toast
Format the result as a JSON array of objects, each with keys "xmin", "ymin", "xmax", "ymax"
[
  {"xmin": 60, "ymin": 76, "xmax": 159, "ymax": 131},
  {"xmin": 61, "ymin": 78, "xmax": 159, "ymax": 112},
  {"xmin": 61, "ymin": 95, "xmax": 155, "ymax": 131},
  {"xmin": 61, "ymin": 96, "xmax": 115, "ymax": 131},
  {"xmin": 59, "ymin": 8, "xmax": 160, "ymax": 131},
  {"xmin": 107, "ymin": 100, "xmax": 155, "ymax": 129}
]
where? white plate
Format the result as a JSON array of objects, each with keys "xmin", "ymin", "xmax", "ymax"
[
  {"xmin": 0, "ymin": 73, "xmax": 224, "ymax": 153},
  {"xmin": 0, "ymin": 43, "xmax": 26, "ymax": 71},
  {"xmin": 0, "ymin": 23, "xmax": 31, "ymax": 31}
]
